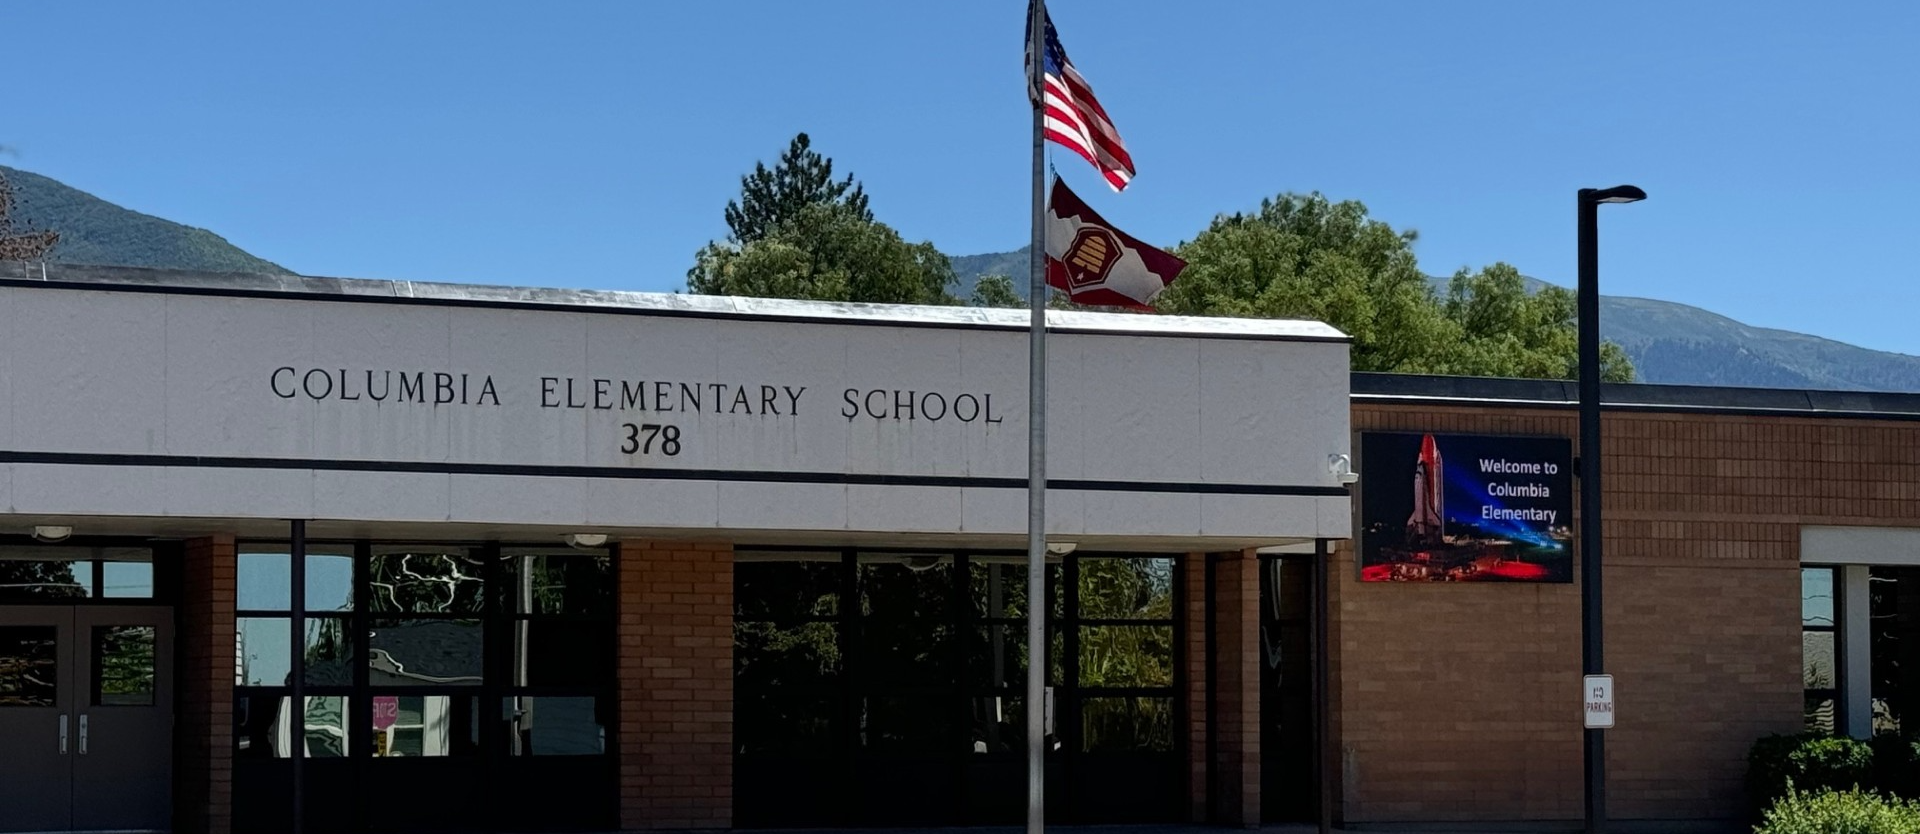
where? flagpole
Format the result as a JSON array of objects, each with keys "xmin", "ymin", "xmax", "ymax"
[{"xmin": 1024, "ymin": 1, "xmax": 1050, "ymax": 833}]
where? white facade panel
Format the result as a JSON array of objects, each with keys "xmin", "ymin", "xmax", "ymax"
[
  {"xmin": 0, "ymin": 280, "xmax": 1353, "ymax": 545},
  {"xmin": 11, "ymin": 291, "xmax": 169, "ymax": 454}
]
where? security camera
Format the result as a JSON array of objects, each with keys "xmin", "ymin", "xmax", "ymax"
[
  {"xmin": 31, "ymin": 526, "xmax": 73, "ymax": 543},
  {"xmin": 1328, "ymin": 454, "xmax": 1360, "ymax": 486},
  {"xmin": 562, "ymin": 533, "xmax": 608, "ymax": 550},
  {"xmin": 1046, "ymin": 542, "xmax": 1077, "ymax": 556}
]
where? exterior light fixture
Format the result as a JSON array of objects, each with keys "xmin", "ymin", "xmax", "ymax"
[{"xmin": 31, "ymin": 525, "xmax": 73, "ymax": 543}]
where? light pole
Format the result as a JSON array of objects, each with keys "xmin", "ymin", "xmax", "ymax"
[{"xmin": 1577, "ymin": 184, "xmax": 1644, "ymax": 834}]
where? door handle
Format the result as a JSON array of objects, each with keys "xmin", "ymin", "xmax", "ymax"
[
  {"xmin": 78, "ymin": 714, "xmax": 88, "ymax": 755},
  {"xmin": 58, "ymin": 714, "xmax": 68, "ymax": 754}
]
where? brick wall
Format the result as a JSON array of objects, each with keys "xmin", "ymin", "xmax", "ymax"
[
  {"xmin": 176, "ymin": 534, "xmax": 236, "ymax": 834},
  {"xmin": 617, "ymin": 539, "xmax": 734, "ymax": 831},
  {"xmin": 1211, "ymin": 549, "xmax": 1261, "ymax": 827},
  {"xmin": 1333, "ymin": 404, "xmax": 1904, "ymax": 824}
]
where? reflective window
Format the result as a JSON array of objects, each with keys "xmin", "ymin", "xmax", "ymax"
[
  {"xmin": 233, "ymin": 693, "xmax": 289, "ymax": 758},
  {"xmin": 373, "ymin": 695, "xmax": 480, "ymax": 758},
  {"xmin": 860, "ymin": 694, "xmax": 954, "ymax": 754},
  {"xmin": 1803, "ymin": 567, "xmax": 1836, "ymax": 627},
  {"xmin": 736, "ymin": 553, "xmax": 841, "ymax": 620},
  {"xmin": 101, "ymin": 561, "xmax": 153, "ymax": 599},
  {"xmin": 968, "ymin": 558, "xmax": 1061, "ymax": 619},
  {"xmin": 967, "ymin": 624, "xmax": 1061, "ymax": 688},
  {"xmin": 1804, "ymin": 631, "xmax": 1837, "ymax": 689},
  {"xmin": 1870, "ymin": 566, "xmax": 1920, "ymax": 737},
  {"xmin": 369, "ymin": 547, "xmax": 484, "ymax": 614},
  {"xmin": 303, "ymin": 695, "xmax": 350, "ymax": 758},
  {"xmin": 0, "ymin": 546, "xmax": 155, "ymax": 601},
  {"xmin": 1078, "ymin": 625, "xmax": 1175, "ymax": 688},
  {"xmin": 1080, "ymin": 696, "xmax": 1174, "ymax": 753},
  {"xmin": 305, "ymin": 550, "xmax": 356, "ymax": 613},
  {"xmin": 236, "ymin": 618, "xmax": 291, "ymax": 687},
  {"xmin": 1803, "ymin": 567, "xmax": 1839, "ymax": 733},
  {"xmin": 968, "ymin": 694, "xmax": 1036, "ymax": 754},
  {"xmin": 512, "ymin": 619, "xmax": 612, "ymax": 688},
  {"xmin": 733, "ymin": 550, "xmax": 1188, "ymax": 826},
  {"xmin": 859, "ymin": 556, "xmax": 955, "ymax": 688},
  {"xmin": 369, "ymin": 619, "xmax": 483, "ymax": 686},
  {"xmin": 735, "ymin": 691, "xmax": 836, "ymax": 757},
  {"xmin": 0, "ymin": 626, "xmax": 58, "ymax": 707},
  {"xmin": 0, "ymin": 547, "xmax": 93, "ymax": 601},
  {"xmin": 93, "ymin": 626, "xmax": 156, "ymax": 706},
  {"xmin": 503, "ymin": 696, "xmax": 605, "ymax": 756},
  {"xmin": 232, "ymin": 540, "xmax": 615, "ymax": 833},
  {"xmin": 303, "ymin": 617, "xmax": 355, "ymax": 687},
  {"xmin": 499, "ymin": 550, "xmax": 612, "ymax": 616},
  {"xmin": 1077, "ymin": 557, "xmax": 1175, "ymax": 621},
  {"xmin": 237, "ymin": 551, "xmax": 291, "ymax": 611}
]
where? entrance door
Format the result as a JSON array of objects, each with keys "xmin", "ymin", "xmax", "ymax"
[
  {"xmin": 0, "ymin": 607, "xmax": 74, "ymax": 832},
  {"xmin": 0, "ymin": 606, "xmax": 173, "ymax": 834}
]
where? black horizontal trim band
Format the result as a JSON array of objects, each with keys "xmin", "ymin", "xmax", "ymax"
[
  {"xmin": 0, "ymin": 450, "xmax": 1347, "ymax": 498},
  {"xmin": 1352, "ymin": 393, "xmax": 1920, "ymax": 423},
  {"xmin": 0, "ymin": 277, "xmax": 1351, "ymax": 345}
]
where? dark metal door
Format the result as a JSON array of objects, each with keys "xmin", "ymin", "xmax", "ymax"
[
  {"xmin": 70, "ymin": 606, "xmax": 174, "ymax": 833},
  {"xmin": 0, "ymin": 606, "xmax": 76, "ymax": 833}
]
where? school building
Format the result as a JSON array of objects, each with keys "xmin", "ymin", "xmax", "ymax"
[{"xmin": 0, "ymin": 263, "xmax": 1910, "ymax": 834}]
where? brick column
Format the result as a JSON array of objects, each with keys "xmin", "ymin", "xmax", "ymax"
[
  {"xmin": 1211, "ymin": 549, "xmax": 1261, "ymax": 827},
  {"xmin": 1183, "ymin": 553, "xmax": 1208, "ymax": 822},
  {"xmin": 618, "ymin": 540, "xmax": 734, "ymax": 831},
  {"xmin": 176, "ymin": 534, "xmax": 237, "ymax": 834}
]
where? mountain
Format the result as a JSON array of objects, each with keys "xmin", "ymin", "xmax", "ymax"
[
  {"xmin": 11, "ymin": 160, "xmax": 1917, "ymax": 392},
  {"xmin": 1, "ymin": 165, "xmax": 289, "ymax": 275},
  {"xmin": 951, "ymin": 245, "xmax": 1920, "ymax": 391}
]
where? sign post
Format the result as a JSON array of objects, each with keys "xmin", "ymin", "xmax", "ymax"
[{"xmin": 1583, "ymin": 675, "xmax": 1615, "ymax": 730}]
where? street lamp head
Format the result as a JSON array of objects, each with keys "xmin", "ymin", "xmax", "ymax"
[{"xmin": 1583, "ymin": 185, "xmax": 1647, "ymax": 205}]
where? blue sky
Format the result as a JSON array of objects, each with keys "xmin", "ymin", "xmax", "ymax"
[{"xmin": 7, "ymin": 1, "xmax": 1919, "ymax": 353}]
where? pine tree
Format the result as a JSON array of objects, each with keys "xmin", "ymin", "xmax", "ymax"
[{"xmin": 723, "ymin": 133, "xmax": 871, "ymax": 244}]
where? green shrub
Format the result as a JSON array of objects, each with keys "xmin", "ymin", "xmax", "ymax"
[
  {"xmin": 1869, "ymin": 734, "xmax": 1920, "ymax": 799},
  {"xmin": 1755, "ymin": 785, "xmax": 1920, "ymax": 834},
  {"xmin": 1747, "ymin": 733, "xmax": 1877, "ymax": 817}
]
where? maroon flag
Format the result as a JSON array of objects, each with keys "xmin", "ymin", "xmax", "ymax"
[{"xmin": 1044, "ymin": 178, "xmax": 1185, "ymax": 309}]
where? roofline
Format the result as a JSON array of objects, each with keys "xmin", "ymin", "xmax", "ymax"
[
  {"xmin": 0, "ymin": 262, "xmax": 1350, "ymax": 344},
  {"xmin": 1354, "ymin": 372, "xmax": 1920, "ymax": 421}
]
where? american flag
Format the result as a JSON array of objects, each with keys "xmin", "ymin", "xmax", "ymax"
[{"xmin": 1026, "ymin": 1, "xmax": 1136, "ymax": 191}]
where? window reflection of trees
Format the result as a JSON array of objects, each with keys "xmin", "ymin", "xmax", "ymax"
[{"xmin": 734, "ymin": 550, "xmax": 1182, "ymax": 823}]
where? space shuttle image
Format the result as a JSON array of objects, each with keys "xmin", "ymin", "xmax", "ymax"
[{"xmin": 1406, "ymin": 433, "xmax": 1444, "ymax": 546}]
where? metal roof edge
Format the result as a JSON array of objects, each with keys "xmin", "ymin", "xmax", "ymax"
[
  {"xmin": 1353, "ymin": 372, "xmax": 1920, "ymax": 420},
  {"xmin": 0, "ymin": 262, "xmax": 1350, "ymax": 343}
]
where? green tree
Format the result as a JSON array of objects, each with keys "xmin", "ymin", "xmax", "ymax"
[
  {"xmin": 968, "ymin": 274, "xmax": 1025, "ymax": 308},
  {"xmin": 0, "ymin": 170, "xmax": 58, "ymax": 261},
  {"xmin": 688, "ymin": 202, "xmax": 958, "ymax": 305},
  {"xmin": 1155, "ymin": 192, "xmax": 1632, "ymax": 381},
  {"xmin": 724, "ymin": 132, "xmax": 871, "ymax": 244},
  {"xmin": 1440, "ymin": 262, "xmax": 1634, "ymax": 382}
]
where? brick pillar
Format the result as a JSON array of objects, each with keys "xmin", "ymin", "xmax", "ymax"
[
  {"xmin": 1184, "ymin": 553, "xmax": 1208, "ymax": 822},
  {"xmin": 176, "ymin": 534, "xmax": 237, "ymax": 834},
  {"xmin": 618, "ymin": 540, "xmax": 734, "ymax": 831},
  {"xmin": 1212, "ymin": 549, "xmax": 1261, "ymax": 827}
]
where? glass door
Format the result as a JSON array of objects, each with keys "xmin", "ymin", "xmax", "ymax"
[{"xmin": 1260, "ymin": 555, "xmax": 1317, "ymax": 823}]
